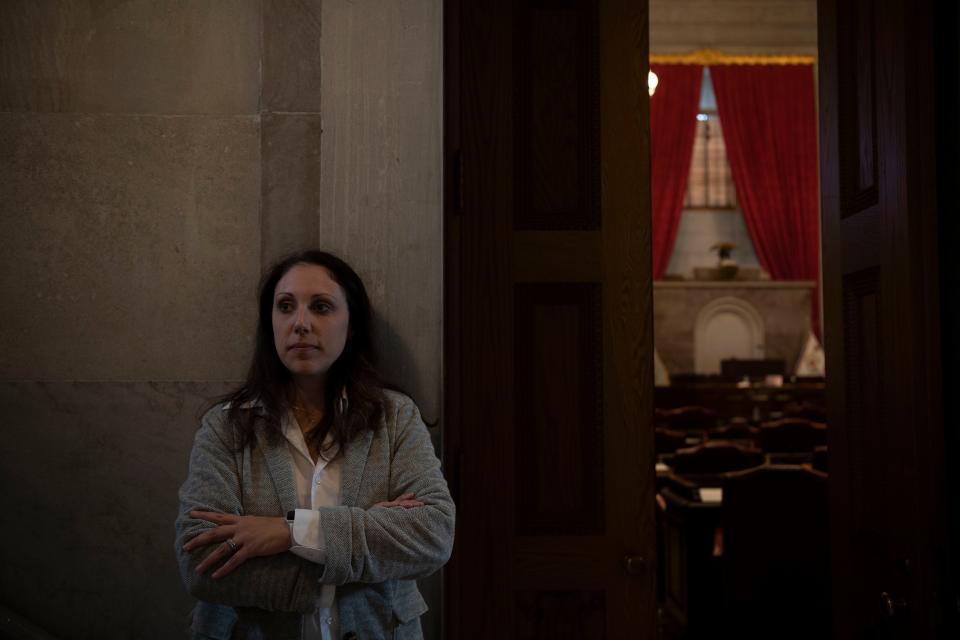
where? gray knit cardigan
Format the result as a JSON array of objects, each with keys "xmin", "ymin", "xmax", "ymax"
[{"xmin": 174, "ymin": 390, "xmax": 455, "ymax": 640}]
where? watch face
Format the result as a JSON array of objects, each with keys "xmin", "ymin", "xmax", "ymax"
[{"xmin": 287, "ymin": 510, "xmax": 296, "ymax": 521}]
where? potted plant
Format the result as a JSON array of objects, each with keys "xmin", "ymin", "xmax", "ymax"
[{"xmin": 710, "ymin": 241, "xmax": 739, "ymax": 279}]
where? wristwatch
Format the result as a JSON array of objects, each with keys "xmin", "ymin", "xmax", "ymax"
[{"xmin": 286, "ymin": 510, "xmax": 296, "ymax": 546}]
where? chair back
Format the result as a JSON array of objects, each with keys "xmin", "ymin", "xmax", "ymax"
[
  {"xmin": 707, "ymin": 422, "xmax": 758, "ymax": 442},
  {"xmin": 655, "ymin": 427, "xmax": 687, "ymax": 456},
  {"xmin": 784, "ymin": 401, "xmax": 827, "ymax": 422},
  {"xmin": 757, "ymin": 417, "xmax": 827, "ymax": 453},
  {"xmin": 721, "ymin": 464, "xmax": 829, "ymax": 638},
  {"xmin": 660, "ymin": 406, "xmax": 718, "ymax": 432},
  {"xmin": 670, "ymin": 441, "xmax": 764, "ymax": 476}
]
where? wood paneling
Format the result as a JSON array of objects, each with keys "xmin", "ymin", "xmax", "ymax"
[
  {"xmin": 514, "ymin": 232, "xmax": 604, "ymax": 282},
  {"xmin": 515, "ymin": 283, "xmax": 604, "ymax": 536},
  {"xmin": 819, "ymin": 0, "xmax": 950, "ymax": 635},
  {"xmin": 515, "ymin": 590, "xmax": 606, "ymax": 639},
  {"xmin": 446, "ymin": 0, "xmax": 656, "ymax": 636},
  {"xmin": 447, "ymin": 0, "xmax": 519, "ymax": 634},
  {"xmin": 841, "ymin": 268, "xmax": 881, "ymax": 530},
  {"xmin": 837, "ymin": 0, "xmax": 879, "ymax": 216},
  {"xmin": 514, "ymin": 0, "xmax": 600, "ymax": 230}
]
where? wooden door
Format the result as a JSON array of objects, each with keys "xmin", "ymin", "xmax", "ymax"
[
  {"xmin": 444, "ymin": 0, "xmax": 656, "ymax": 637},
  {"xmin": 819, "ymin": 0, "xmax": 953, "ymax": 636}
]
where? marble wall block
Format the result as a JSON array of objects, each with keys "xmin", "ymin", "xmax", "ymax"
[
  {"xmin": 0, "ymin": 1, "xmax": 261, "ymax": 114},
  {"xmin": 653, "ymin": 283, "xmax": 813, "ymax": 374},
  {"xmin": 0, "ymin": 113, "xmax": 261, "ymax": 380},
  {"xmin": 320, "ymin": 3, "xmax": 444, "ymax": 638},
  {"xmin": 1, "ymin": 2, "xmax": 446, "ymax": 638},
  {"xmin": 320, "ymin": 0, "xmax": 443, "ymax": 420},
  {"xmin": 319, "ymin": 0, "xmax": 443, "ymax": 423},
  {"xmin": 0, "ymin": 381, "xmax": 234, "ymax": 639},
  {"xmin": 260, "ymin": 113, "xmax": 324, "ymax": 266},
  {"xmin": 263, "ymin": 0, "xmax": 324, "ymax": 113}
]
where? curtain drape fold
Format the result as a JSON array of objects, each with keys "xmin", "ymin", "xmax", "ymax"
[
  {"xmin": 650, "ymin": 64, "xmax": 703, "ymax": 279},
  {"xmin": 710, "ymin": 64, "xmax": 821, "ymax": 338}
]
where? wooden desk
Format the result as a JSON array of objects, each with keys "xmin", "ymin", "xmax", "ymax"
[
  {"xmin": 655, "ymin": 381, "xmax": 825, "ymax": 423},
  {"xmin": 658, "ymin": 476, "xmax": 723, "ymax": 639}
]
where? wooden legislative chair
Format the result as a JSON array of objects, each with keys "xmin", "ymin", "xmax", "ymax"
[
  {"xmin": 784, "ymin": 400, "xmax": 827, "ymax": 422},
  {"xmin": 670, "ymin": 441, "xmax": 765, "ymax": 477},
  {"xmin": 756, "ymin": 417, "xmax": 828, "ymax": 454},
  {"xmin": 660, "ymin": 406, "xmax": 719, "ymax": 434},
  {"xmin": 811, "ymin": 445, "xmax": 829, "ymax": 473},
  {"xmin": 658, "ymin": 477, "xmax": 724, "ymax": 638},
  {"xmin": 655, "ymin": 427, "xmax": 688, "ymax": 456},
  {"xmin": 706, "ymin": 420, "xmax": 759, "ymax": 444},
  {"xmin": 719, "ymin": 464, "xmax": 830, "ymax": 640}
]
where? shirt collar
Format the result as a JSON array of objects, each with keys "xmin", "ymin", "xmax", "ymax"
[{"xmin": 281, "ymin": 409, "xmax": 339, "ymax": 467}]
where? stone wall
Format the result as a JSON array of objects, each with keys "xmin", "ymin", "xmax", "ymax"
[
  {"xmin": 0, "ymin": 2, "xmax": 443, "ymax": 638},
  {"xmin": 654, "ymin": 281, "xmax": 814, "ymax": 375}
]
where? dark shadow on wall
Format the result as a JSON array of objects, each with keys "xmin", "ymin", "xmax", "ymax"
[{"xmin": 371, "ymin": 310, "xmax": 444, "ymax": 640}]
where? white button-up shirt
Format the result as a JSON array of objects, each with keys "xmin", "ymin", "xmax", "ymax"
[{"xmin": 281, "ymin": 411, "xmax": 343, "ymax": 640}]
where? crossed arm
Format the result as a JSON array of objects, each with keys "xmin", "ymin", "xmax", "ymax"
[
  {"xmin": 174, "ymin": 398, "xmax": 455, "ymax": 611},
  {"xmin": 182, "ymin": 491, "xmax": 424, "ymax": 579}
]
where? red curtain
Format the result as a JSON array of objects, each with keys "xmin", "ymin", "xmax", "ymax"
[
  {"xmin": 650, "ymin": 64, "xmax": 703, "ymax": 279},
  {"xmin": 710, "ymin": 64, "xmax": 821, "ymax": 339}
]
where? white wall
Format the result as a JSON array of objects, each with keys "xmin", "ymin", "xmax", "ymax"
[{"xmin": 664, "ymin": 209, "xmax": 762, "ymax": 278}]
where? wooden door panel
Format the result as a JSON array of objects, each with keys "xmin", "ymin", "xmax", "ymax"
[
  {"xmin": 514, "ymin": 232, "xmax": 604, "ymax": 282},
  {"xmin": 514, "ymin": 590, "xmax": 606, "ymax": 640},
  {"xmin": 514, "ymin": 0, "xmax": 600, "ymax": 230},
  {"xmin": 446, "ymin": 0, "xmax": 655, "ymax": 637},
  {"xmin": 515, "ymin": 283, "xmax": 604, "ymax": 536},
  {"xmin": 837, "ymin": 0, "xmax": 879, "ymax": 213},
  {"xmin": 820, "ymin": 0, "xmax": 948, "ymax": 636}
]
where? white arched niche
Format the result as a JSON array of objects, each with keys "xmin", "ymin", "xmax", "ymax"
[{"xmin": 693, "ymin": 296, "xmax": 765, "ymax": 374}]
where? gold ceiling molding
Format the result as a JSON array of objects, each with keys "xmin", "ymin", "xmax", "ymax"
[{"xmin": 650, "ymin": 48, "xmax": 815, "ymax": 66}]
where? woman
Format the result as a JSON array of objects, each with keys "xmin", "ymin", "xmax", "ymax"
[{"xmin": 175, "ymin": 250, "xmax": 455, "ymax": 639}]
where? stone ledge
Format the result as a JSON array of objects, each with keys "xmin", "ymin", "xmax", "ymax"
[{"xmin": 655, "ymin": 280, "xmax": 816, "ymax": 289}]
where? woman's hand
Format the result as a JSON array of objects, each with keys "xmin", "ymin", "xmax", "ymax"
[
  {"xmin": 372, "ymin": 492, "xmax": 424, "ymax": 509},
  {"xmin": 183, "ymin": 511, "xmax": 291, "ymax": 579},
  {"xmin": 184, "ymin": 494, "xmax": 421, "ymax": 578}
]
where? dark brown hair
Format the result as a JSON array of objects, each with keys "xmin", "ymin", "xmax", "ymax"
[{"xmin": 222, "ymin": 249, "xmax": 385, "ymax": 456}]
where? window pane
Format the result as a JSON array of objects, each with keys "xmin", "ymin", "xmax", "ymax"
[
  {"xmin": 684, "ymin": 69, "xmax": 737, "ymax": 209},
  {"xmin": 685, "ymin": 114, "xmax": 737, "ymax": 209}
]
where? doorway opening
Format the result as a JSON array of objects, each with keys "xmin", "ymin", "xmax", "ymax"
[{"xmin": 647, "ymin": 4, "xmax": 828, "ymax": 637}]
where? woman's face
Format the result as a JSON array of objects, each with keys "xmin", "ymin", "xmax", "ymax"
[{"xmin": 272, "ymin": 263, "xmax": 351, "ymax": 384}]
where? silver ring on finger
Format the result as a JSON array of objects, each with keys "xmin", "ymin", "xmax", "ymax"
[{"xmin": 224, "ymin": 538, "xmax": 238, "ymax": 552}]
